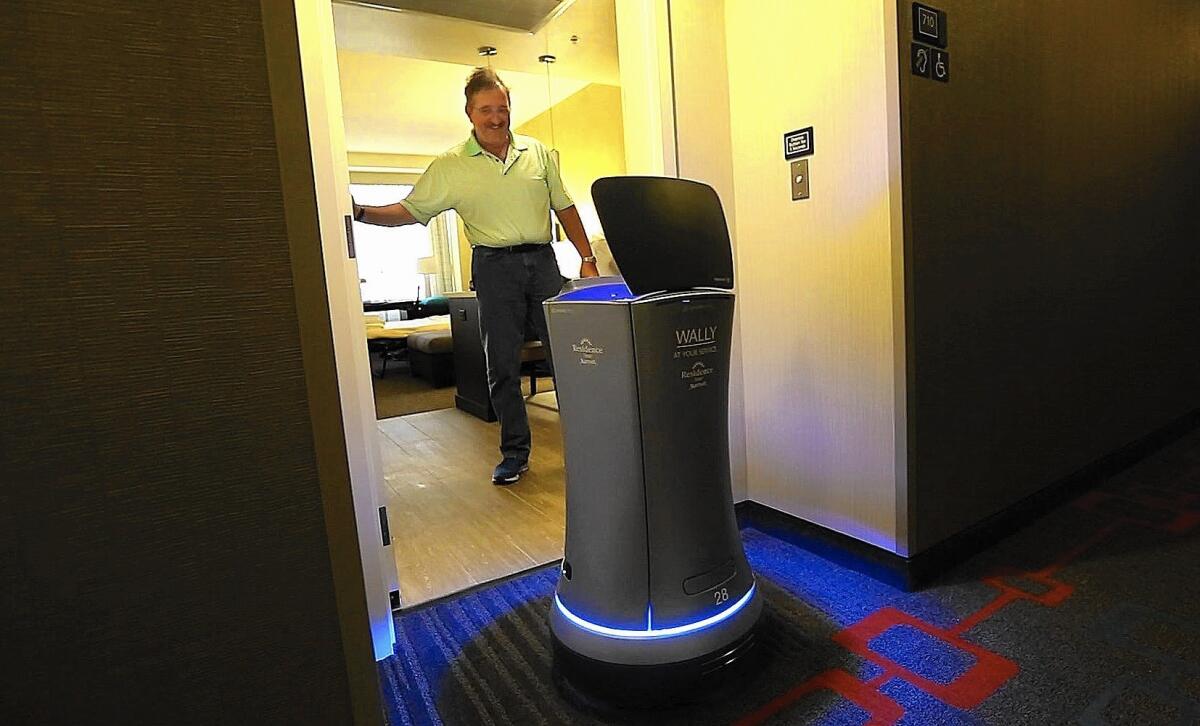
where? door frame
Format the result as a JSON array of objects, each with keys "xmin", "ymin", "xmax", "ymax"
[{"xmin": 261, "ymin": 0, "xmax": 399, "ymax": 682}]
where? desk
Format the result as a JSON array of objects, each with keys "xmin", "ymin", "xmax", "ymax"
[
  {"xmin": 446, "ymin": 293, "xmax": 549, "ymax": 422},
  {"xmin": 447, "ymin": 294, "xmax": 494, "ymax": 421},
  {"xmin": 363, "ymin": 300, "xmax": 423, "ymax": 318}
]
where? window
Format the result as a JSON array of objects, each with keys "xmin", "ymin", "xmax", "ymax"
[{"xmin": 351, "ymin": 183, "xmax": 433, "ymax": 302}]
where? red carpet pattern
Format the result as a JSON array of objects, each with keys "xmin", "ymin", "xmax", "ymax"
[{"xmin": 739, "ymin": 430, "xmax": 1200, "ymax": 724}]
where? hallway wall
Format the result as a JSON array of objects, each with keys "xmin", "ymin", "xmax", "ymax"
[
  {"xmin": 900, "ymin": 0, "xmax": 1200, "ymax": 552},
  {"xmin": 0, "ymin": 1, "xmax": 378, "ymax": 722},
  {"xmin": 724, "ymin": 2, "xmax": 907, "ymax": 551}
]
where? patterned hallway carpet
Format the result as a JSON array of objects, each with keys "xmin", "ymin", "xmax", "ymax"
[{"xmin": 379, "ymin": 428, "xmax": 1200, "ymax": 724}]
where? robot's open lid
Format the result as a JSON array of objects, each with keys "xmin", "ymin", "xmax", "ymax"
[{"xmin": 591, "ymin": 176, "xmax": 734, "ymax": 295}]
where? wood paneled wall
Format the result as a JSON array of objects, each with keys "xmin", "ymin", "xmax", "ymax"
[
  {"xmin": 899, "ymin": 0, "xmax": 1200, "ymax": 552},
  {"xmin": 0, "ymin": 2, "xmax": 376, "ymax": 722}
]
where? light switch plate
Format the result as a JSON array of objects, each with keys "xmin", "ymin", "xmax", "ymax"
[{"xmin": 791, "ymin": 159, "xmax": 810, "ymax": 200}]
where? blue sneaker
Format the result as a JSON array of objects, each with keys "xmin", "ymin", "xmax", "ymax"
[{"xmin": 492, "ymin": 457, "xmax": 529, "ymax": 485}]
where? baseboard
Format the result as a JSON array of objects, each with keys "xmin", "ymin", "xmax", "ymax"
[
  {"xmin": 737, "ymin": 407, "xmax": 1200, "ymax": 592},
  {"xmin": 736, "ymin": 501, "xmax": 916, "ymax": 590},
  {"xmin": 906, "ymin": 406, "xmax": 1200, "ymax": 586}
]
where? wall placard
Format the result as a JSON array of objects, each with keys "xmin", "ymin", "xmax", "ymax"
[
  {"xmin": 913, "ymin": 3, "xmax": 947, "ymax": 48},
  {"xmin": 932, "ymin": 49, "xmax": 950, "ymax": 82},
  {"xmin": 783, "ymin": 127, "xmax": 814, "ymax": 159},
  {"xmin": 911, "ymin": 43, "xmax": 932, "ymax": 78}
]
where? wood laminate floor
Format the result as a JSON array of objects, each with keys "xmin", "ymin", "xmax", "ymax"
[{"xmin": 376, "ymin": 392, "xmax": 565, "ymax": 608}]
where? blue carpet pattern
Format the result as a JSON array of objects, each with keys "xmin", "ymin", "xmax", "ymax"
[{"xmin": 379, "ymin": 428, "xmax": 1200, "ymax": 724}]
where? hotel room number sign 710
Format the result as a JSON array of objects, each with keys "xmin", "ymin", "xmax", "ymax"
[{"xmin": 911, "ymin": 2, "xmax": 949, "ymax": 83}]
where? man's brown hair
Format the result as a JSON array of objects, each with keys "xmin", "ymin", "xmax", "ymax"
[{"xmin": 464, "ymin": 67, "xmax": 510, "ymax": 107}]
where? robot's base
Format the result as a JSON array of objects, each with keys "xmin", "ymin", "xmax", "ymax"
[{"xmin": 550, "ymin": 619, "xmax": 763, "ymax": 710}]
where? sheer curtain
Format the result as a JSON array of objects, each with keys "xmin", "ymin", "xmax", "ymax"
[{"xmin": 426, "ymin": 211, "xmax": 460, "ymax": 296}]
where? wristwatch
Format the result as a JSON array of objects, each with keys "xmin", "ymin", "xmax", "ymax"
[
  {"xmin": 353, "ymin": 204, "xmax": 365, "ymax": 222},
  {"xmin": 581, "ymin": 255, "xmax": 597, "ymax": 264}
]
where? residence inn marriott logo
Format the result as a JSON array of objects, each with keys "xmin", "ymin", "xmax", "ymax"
[{"xmin": 573, "ymin": 338, "xmax": 604, "ymax": 365}]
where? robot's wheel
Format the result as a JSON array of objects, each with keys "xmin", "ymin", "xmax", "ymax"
[{"xmin": 550, "ymin": 618, "xmax": 764, "ymax": 710}]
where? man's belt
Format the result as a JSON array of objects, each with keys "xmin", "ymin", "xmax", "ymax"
[{"xmin": 484, "ymin": 243, "xmax": 551, "ymax": 253}]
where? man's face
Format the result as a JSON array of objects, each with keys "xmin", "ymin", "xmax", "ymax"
[{"xmin": 467, "ymin": 87, "xmax": 510, "ymax": 150}]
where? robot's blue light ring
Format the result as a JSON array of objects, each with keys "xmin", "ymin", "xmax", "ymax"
[{"xmin": 555, "ymin": 582, "xmax": 756, "ymax": 640}]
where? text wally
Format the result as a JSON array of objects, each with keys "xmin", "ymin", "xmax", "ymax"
[{"xmin": 675, "ymin": 326, "xmax": 717, "ymax": 346}]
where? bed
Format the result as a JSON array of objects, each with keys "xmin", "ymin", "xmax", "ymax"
[
  {"xmin": 365, "ymin": 313, "xmax": 450, "ymax": 338},
  {"xmin": 365, "ymin": 314, "xmax": 451, "ymax": 377}
]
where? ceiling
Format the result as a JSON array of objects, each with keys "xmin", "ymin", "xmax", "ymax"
[
  {"xmin": 337, "ymin": 52, "xmax": 591, "ymax": 156},
  {"xmin": 332, "ymin": 0, "xmax": 619, "ymax": 156},
  {"xmin": 337, "ymin": 0, "xmax": 572, "ymax": 34}
]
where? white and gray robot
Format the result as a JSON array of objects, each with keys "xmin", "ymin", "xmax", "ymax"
[{"xmin": 544, "ymin": 177, "xmax": 762, "ymax": 704}]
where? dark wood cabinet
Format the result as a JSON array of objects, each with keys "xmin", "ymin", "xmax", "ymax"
[{"xmin": 447, "ymin": 294, "xmax": 496, "ymax": 421}]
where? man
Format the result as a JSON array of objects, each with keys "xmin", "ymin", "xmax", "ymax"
[{"xmin": 353, "ymin": 67, "xmax": 599, "ymax": 484}]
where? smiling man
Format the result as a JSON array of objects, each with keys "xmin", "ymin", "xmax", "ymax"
[{"xmin": 353, "ymin": 67, "xmax": 599, "ymax": 485}]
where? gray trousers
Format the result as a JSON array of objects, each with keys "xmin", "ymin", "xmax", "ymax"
[{"xmin": 471, "ymin": 245, "xmax": 563, "ymax": 461}]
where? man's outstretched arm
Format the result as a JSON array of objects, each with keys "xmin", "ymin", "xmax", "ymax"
[{"xmin": 353, "ymin": 200, "xmax": 418, "ymax": 227}]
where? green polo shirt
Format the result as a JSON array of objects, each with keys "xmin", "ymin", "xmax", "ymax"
[{"xmin": 399, "ymin": 133, "xmax": 573, "ymax": 248}]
